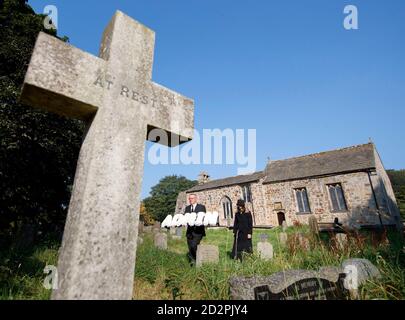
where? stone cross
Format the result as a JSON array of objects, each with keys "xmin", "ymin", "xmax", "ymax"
[{"xmin": 20, "ymin": 11, "xmax": 194, "ymax": 300}]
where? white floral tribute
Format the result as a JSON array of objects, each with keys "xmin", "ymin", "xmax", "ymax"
[{"xmin": 161, "ymin": 211, "xmax": 219, "ymax": 228}]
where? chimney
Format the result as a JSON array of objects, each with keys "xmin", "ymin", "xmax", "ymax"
[{"xmin": 198, "ymin": 171, "xmax": 210, "ymax": 184}]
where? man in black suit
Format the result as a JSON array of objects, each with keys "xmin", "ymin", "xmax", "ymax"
[{"xmin": 185, "ymin": 194, "xmax": 206, "ymax": 264}]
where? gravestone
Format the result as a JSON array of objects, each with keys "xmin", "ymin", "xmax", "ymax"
[
  {"xmin": 152, "ymin": 221, "xmax": 161, "ymax": 234},
  {"xmin": 257, "ymin": 242, "xmax": 273, "ymax": 261},
  {"xmin": 278, "ymin": 232, "xmax": 288, "ymax": 246},
  {"xmin": 154, "ymin": 233, "xmax": 167, "ymax": 250},
  {"xmin": 259, "ymin": 234, "xmax": 269, "ymax": 242},
  {"xmin": 171, "ymin": 227, "xmax": 182, "ymax": 240},
  {"xmin": 144, "ymin": 226, "xmax": 153, "ymax": 234},
  {"xmin": 138, "ymin": 222, "xmax": 144, "ymax": 234},
  {"xmin": 341, "ymin": 259, "xmax": 381, "ymax": 288},
  {"xmin": 196, "ymin": 244, "xmax": 219, "ymax": 267},
  {"xmin": 335, "ymin": 233, "xmax": 348, "ymax": 250},
  {"xmin": 282, "ymin": 221, "xmax": 288, "ymax": 232},
  {"xmin": 297, "ymin": 233, "xmax": 310, "ymax": 251},
  {"xmin": 169, "ymin": 227, "xmax": 176, "ymax": 235},
  {"xmin": 229, "ymin": 268, "xmax": 349, "ymax": 300},
  {"xmin": 20, "ymin": 11, "xmax": 194, "ymax": 299},
  {"xmin": 308, "ymin": 216, "xmax": 319, "ymax": 236}
]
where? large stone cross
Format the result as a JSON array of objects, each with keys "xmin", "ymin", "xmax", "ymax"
[{"xmin": 20, "ymin": 11, "xmax": 194, "ymax": 299}]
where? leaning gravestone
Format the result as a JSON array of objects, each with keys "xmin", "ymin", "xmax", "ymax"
[
  {"xmin": 229, "ymin": 268, "xmax": 349, "ymax": 300},
  {"xmin": 196, "ymin": 244, "xmax": 219, "ymax": 267},
  {"xmin": 257, "ymin": 242, "xmax": 273, "ymax": 261},
  {"xmin": 154, "ymin": 233, "xmax": 168, "ymax": 250},
  {"xmin": 20, "ymin": 10, "xmax": 194, "ymax": 299}
]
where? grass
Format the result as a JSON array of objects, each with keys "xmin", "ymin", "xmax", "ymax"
[
  {"xmin": 134, "ymin": 226, "xmax": 405, "ymax": 300},
  {"xmin": 1, "ymin": 226, "xmax": 404, "ymax": 300}
]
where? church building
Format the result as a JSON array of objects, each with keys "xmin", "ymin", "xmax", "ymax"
[{"xmin": 176, "ymin": 143, "xmax": 401, "ymax": 229}]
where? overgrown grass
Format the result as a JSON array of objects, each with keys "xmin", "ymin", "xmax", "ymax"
[
  {"xmin": 1, "ymin": 227, "xmax": 404, "ymax": 300},
  {"xmin": 0, "ymin": 240, "xmax": 58, "ymax": 300},
  {"xmin": 134, "ymin": 227, "xmax": 405, "ymax": 300}
]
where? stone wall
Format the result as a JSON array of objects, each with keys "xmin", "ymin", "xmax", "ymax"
[
  {"xmin": 373, "ymin": 148, "xmax": 402, "ymax": 227},
  {"xmin": 263, "ymin": 172, "xmax": 382, "ymax": 227},
  {"xmin": 186, "ymin": 181, "xmax": 261, "ymax": 227}
]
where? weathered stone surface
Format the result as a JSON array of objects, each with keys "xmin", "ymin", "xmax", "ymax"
[
  {"xmin": 154, "ymin": 233, "xmax": 167, "ymax": 250},
  {"xmin": 297, "ymin": 233, "xmax": 310, "ymax": 250},
  {"xmin": 282, "ymin": 221, "xmax": 288, "ymax": 232},
  {"xmin": 257, "ymin": 242, "xmax": 273, "ymax": 261},
  {"xmin": 176, "ymin": 227, "xmax": 183, "ymax": 237},
  {"xmin": 144, "ymin": 226, "xmax": 153, "ymax": 234},
  {"xmin": 341, "ymin": 258, "xmax": 382, "ymax": 288},
  {"xmin": 169, "ymin": 227, "xmax": 176, "ymax": 235},
  {"xmin": 278, "ymin": 232, "xmax": 288, "ymax": 246},
  {"xmin": 335, "ymin": 233, "xmax": 348, "ymax": 249},
  {"xmin": 196, "ymin": 244, "xmax": 219, "ymax": 267},
  {"xmin": 20, "ymin": 10, "xmax": 194, "ymax": 300},
  {"xmin": 174, "ymin": 191, "xmax": 187, "ymax": 215},
  {"xmin": 308, "ymin": 216, "xmax": 319, "ymax": 236},
  {"xmin": 259, "ymin": 234, "xmax": 269, "ymax": 242},
  {"xmin": 229, "ymin": 268, "xmax": 348, "ymax": 300}
]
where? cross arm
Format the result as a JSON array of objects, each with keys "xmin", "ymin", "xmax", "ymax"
[
  {"xmin": 146, "ymin": 82, "xmax": 194, "ymax": 147},
  {"xmin": 20, "ymin": 32, "xmax": 106, "ymax": 121}
]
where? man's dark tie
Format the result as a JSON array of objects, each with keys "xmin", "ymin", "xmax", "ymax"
[{"xmin": 191, "ymin": 206, "xmax": 194, "ymax": 213}]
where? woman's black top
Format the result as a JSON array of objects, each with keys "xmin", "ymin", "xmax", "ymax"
[{"xmin": 232, "ymin": 211, "xmax": 253, "ymax": 255}]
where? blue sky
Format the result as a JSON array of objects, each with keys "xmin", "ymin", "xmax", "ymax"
[{"xmin": 30, "ymin": 0, "xmax": 405, "ymax": 198}]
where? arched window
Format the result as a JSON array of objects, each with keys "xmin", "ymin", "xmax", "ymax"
[
  {"xmin": 221, "ymin": 196, "xmax": 233, "ymax": 220},
  {"xmin": 241, "ymin": 184, "xmax": 252, "ymax": 203}
]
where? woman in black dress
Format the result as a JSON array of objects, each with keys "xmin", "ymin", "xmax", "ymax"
[{"xmin": 231, "ymin": 199, "xmax": 253, "ymax": 261}]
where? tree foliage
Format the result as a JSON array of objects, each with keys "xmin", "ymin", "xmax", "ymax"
[
  {"xmin": 0, "ymin": 0, "xmax": 84, "ymax": 246},
  {"xmin": 387, "ymin": 169, "xmax": 405, "ymax": 219},
  {"xmin": 143, "ymin": 175, "xmax": 197, "ymax": 222}
]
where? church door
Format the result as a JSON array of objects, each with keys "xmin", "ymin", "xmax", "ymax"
[{"xmin": 277, "ymin": 212, "xmax": 286, "ymax": 226}]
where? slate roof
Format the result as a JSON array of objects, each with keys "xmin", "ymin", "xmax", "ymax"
[
  {"xmin": 186, "ymin": 143, "xmax": 377, "ymax": 192},
  {"xmin": 263, "ymin": 143, "xmax": 376, "ymax": 184},
  {"xmin": 187, "ymin": 171, "xmax": 264, "ymax": 193}
]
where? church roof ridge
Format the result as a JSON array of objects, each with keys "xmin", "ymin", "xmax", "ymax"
[{"xmin": 267, "ymin": 142, "xmax": 375, "ymax": 165}]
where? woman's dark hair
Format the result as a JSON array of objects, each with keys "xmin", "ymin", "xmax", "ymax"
[
  {"xmin": 237, "ymin": 199, "xmax": 246, "ymax": 213},
  {"xmin": 237, "ymin": 199, "xmax": 245, "ymax": 207}
]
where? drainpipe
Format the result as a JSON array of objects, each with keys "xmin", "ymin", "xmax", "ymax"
[{"xmin": 367, "ymin": 170, "xmax": 384, "ymax": 228}]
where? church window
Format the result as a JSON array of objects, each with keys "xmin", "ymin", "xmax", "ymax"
[
  {"xmin": 295, "ymin": 188, "xmax": 311, "ymax": 213},
  {"xmin": 242, "ymin": 185, "xmax": 252, "ymax": 203},
  {"xmin": 327, "ymin": 183, "xmax": 347, "ymax": 212},
  {"xmin": 221, "ymin": 197, "xmax": 233, "ymax": 220}
]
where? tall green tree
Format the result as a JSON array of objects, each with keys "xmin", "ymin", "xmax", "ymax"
[
  {"xmin": 0, "ymin": 0, "xmax": 84, "ymax": 246},
  {"xmin": 143, "ymin": 176, "xmax": 197, "ymax": 222}
]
